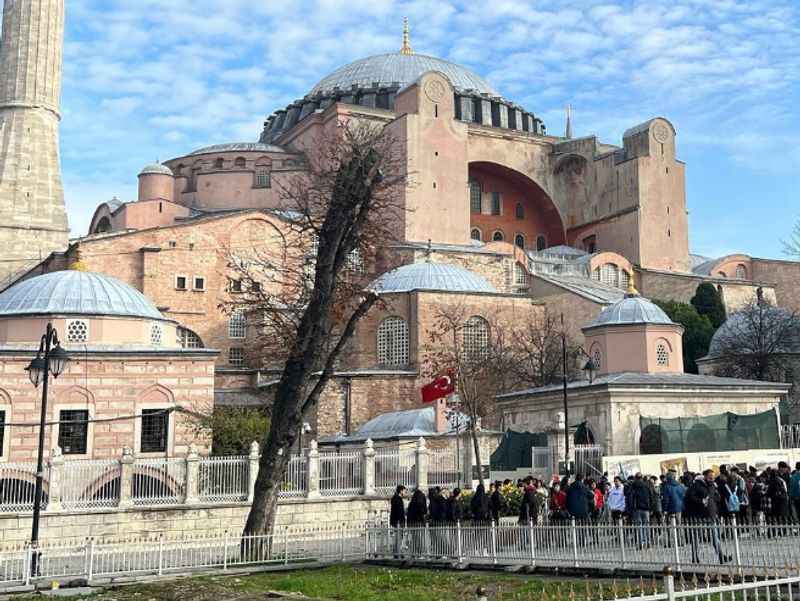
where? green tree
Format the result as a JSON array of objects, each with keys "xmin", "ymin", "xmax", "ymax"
[
  {"xmin": 653, "ymin": 299, "xmax": 715, "ymax": 373},
  {"xmin": 198, "ymin": 407, "xmax": 271, "ymax": 456},
  {"xmin": 690, "ymin": 282, "xmax": 727, "ymax": 329}
]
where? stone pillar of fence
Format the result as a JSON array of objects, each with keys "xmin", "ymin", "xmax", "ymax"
[
  {"xmin": 247, "ymin": 440, "xmax": 260, "ymax": 503},
  {"xmin": 306, "ymin": 439, "xmax": 320, "ymax": 499},
  {"xmin": 118, "ymin": 447, "xmax": 135, "ymax": 508},
  {"xmin": 184, "ymin": 445, "xmax": 200, "ymax": 505},
  {"xmin": 362, "ymin": 438, "xmax": 376, "ymax": 496},
  {"xmin": 415, "ymin": 437, "xmax": 428, "ymax": 492},
  {"xmin": 46, "ymin": 447, "xmax": 64, "ymax": 512}
]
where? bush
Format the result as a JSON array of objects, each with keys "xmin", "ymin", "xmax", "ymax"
[
  {"xmin": 200, "ymin": 407, "xmax": 270, "ymax": 456},
  {"xmin": 456, "ymin": 484, "xmax": 523, "ymax": 520}
]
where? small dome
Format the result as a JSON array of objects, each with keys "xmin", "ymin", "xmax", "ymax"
[
  {"xmin": 707, "ymin": 307, "xmax": 800, "ymax": 358},
  {"xmin": 588, "ymin": 294, "xmax": 673, "ymax": 328},
  {"xmin": 189, "ymin": 142, "xmax": 285, "ymax": 156},
  {"xmin": 309, "ymin": 52, "xmax": 499, "ymax": 97},
  {"xmin": 0, "ymin": 271, "xmax": 165, "ymax": 320},
  {"xmin": 370, "ymin": 262, "xmax": 497, "ymax": 294},
  {"xmin": 139, "ymin": 163, "xmax": 173, "ymax": 176}
]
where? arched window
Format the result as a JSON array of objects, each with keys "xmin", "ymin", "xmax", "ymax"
[
  {"xmin": 94, "ymin": 216, "xmax": 112, "ymax": 234},
  {"xmin": 514, "ymin": 262, "xmax": 528, "ymax": 287},
  {"xmin": 377, "ymin": 317, "xmax": 409, "ymax": 367},
  {"xmin": 469, "ymin": 180, "xmax": 482, "ymax": 213},
  {"xmin": 490, "ymin": 192, "xmax": 501, "ymax": 215},
  {"xmin": 619, "ymin": 270, "xmax": 630, "ymax": 291},
  {"xmin": 234, "ymin": 157, "xmax": 246, "ymax": 168},
  {"xmin": 214, "ymin": 158, "xmax": 224, "ymax": 169},
  {"xmin": 591, "ymin": 345, "xmax": 602, "ymax": 371},
  {"xmin": 717, "ymin": 271, "xmax": 727, "ymax": 278},
  {"xmin": 228, "ymin": 311, "xmax": 246, "ymax": 339},
  {"xmin": 656, "ymin": 342, "xmax": 670, "ymax": 366},
  {"xmin": 640, "ymin": 424, "xmax": 666, "ymax": 455},
  {"xmin": 735, "ymin": 264, "xmax": 747, "ymax": 280},
  {"xmin": 177, "ymin": 327, "xmax": 204, "ymax": 348},
  {"xmin": 254, "ymin": 157, "xmax": 272, "ymax": 189},
  {"xmin": 591, "ymin": 268, "xmax": 600, "ymax": 282},
  {"xmin": 462, "ymin": 316, "xmax": 489, "ymax": 361},
  {"xmin": 536, "ymin": 235, "xmax": 546, "ymax": 251},
  {"xmin": 470, "ymin": 228, "xmax": 482, "ymax": 242},
  {"xmin": 600, "ymin": 263, "xmax": 618, "ymax": 287},
  {"xmin": 514, "ymin": 234, "xmax": 525, "ymax": 249},
  {"xmin": 515, "ymin": 203, "xmax": 524, "ymax": 220},
  {"xmin": 492, "ymin": 230, "xmax": 504, "ymax": 242}
]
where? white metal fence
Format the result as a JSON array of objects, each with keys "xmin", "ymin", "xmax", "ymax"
[
  {"xmin": 279, "ymin": 455, "xmax": 307, "ymax": 498},
  {"xmin": 428, "ymin": 449, "xmax": 460, "ymax": 489},
  {"xmin": 61, "ymin": 460, "xmax": 121, "ymax": 510},
  {"xmin": 319, "ymin": 452, "xmax": 363, "ymax": 497},
  {"xmin": 0, "ymin": 525, "xmax": 365, "ymax": 589},
  {"xmin": 784, "ymin": 424, "xmax": 800, "ymax": 449},
  {"xmin": 199, "ymin": 456, "xmax": 249, "ymax": 503},
  {"xmin": 374, "ymin": 449, "xmax": 416, "ymax": 496},
  {"xmin": 0, "ymin": 463, "xmax": 40, "ymax": 513},
  {"xmin": 131, "ymin": 458, "xmax": 187, "ymax": 505},
  {"xmin": 366, "ymin": 516, "xmax": 800, "ymax": 572}
]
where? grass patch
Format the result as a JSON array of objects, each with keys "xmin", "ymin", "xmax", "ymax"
[{"xmin": 7, "ymin": 565, "xmax": 626, "ymax": 600}]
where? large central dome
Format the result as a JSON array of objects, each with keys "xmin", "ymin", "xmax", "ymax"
[{"xmin": 309, "ymin": 52, "xmax": 499, "ymax": 97}]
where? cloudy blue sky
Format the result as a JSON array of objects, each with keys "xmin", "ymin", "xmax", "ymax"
[{"xmin": 60, "ymin": 0, "xmax": 799, "ymax": 260}]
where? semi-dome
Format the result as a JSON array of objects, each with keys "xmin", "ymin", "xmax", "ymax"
[
  {"xmin": 587, "ymin": 294, "xmax": 673, "ymax": 328},
  {"xmin": 189, "ymin": 142, "xmax": 285, "ymax": 156},
  {"xmin": 707, "ymin": 307, "xmax": 800, "ymax": 358},
  {"xmin": 370, "ymin": 262, "xmax": 497, "ymax": 294},
  {"xmin": 309, "ymin": 52, "xmax": 499, "ymax": 97},
  {"xmin": 0, "ymin": 271, "xmax": 164, "ymax": 320},
  {"xmin": 139, "ymin": 163, "xmax": 173, "ymax": 176}
]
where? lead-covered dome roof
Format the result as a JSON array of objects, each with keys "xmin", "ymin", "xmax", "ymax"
[
  {"xmin": 587, "ymin": 294, "xmax": 674, "ymax": 328},
  {"xmin": 0, "ymin": 271, "xmax": 164, "ymax": 320},
  {"xmin": 370, "ymin": 262, "xmax": 497, "ymax": 294},
  {"xmin": 189, "ymin": 142, "xmax": 285, "ymax": 156},
  {"xmin": 139, "ymin": 162, "xmax": 173, "ymax": 176},
  {"xmin": 707, "ymin": 306, "xmax": 800, "ymax": 358},
  {"xmin": 309, "ymin": 52, "xmax": 499, "ymax": 97}
]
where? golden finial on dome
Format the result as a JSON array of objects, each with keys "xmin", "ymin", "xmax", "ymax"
[
  {"xmin": 400, "ymin": 17, "xmax": 413, "ymax": 55},
  {"xmin": 625, "ymin": 271, "xmax": 639, "ymax": 297},
  {"xmin": 69, "ymin": 246, "xmax": 88, "ymax": 271}
]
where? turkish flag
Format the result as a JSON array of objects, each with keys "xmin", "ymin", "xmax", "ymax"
[{"xmin": 421, "ymin": 372, "xmax": 455, "ymax": 404}]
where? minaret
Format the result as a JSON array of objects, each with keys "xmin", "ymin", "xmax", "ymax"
[
  {"xmin": 564, "ymin": 104, "xmax": 573, "ymax": 139},
  {"xmin": 0, "ymin": 0, "xmax": 69, "ymax": 287},
  {"xmin": 400, "ymin": 16, "xmax": 413, "ymax": 55}
]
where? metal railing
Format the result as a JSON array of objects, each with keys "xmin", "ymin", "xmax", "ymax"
[
  {"xmin": 199, "ymin": 456, "xmax": 249, "ymax": 503},
  {"xmin": 428, "ymin": 450, "xmax": 459, "ymax": 489},
  {"xmin": 278, "ymin": 455, "xmax": 307, "ymax": 498},
  {"xmin": 60, "ymin": 460, "xmax": 121, "ymax": 510},
  {"xmin": 366, "ymin": 516, "xmax": 800, "ymax": 572},
  {"xmin": 0, "ymin": 463, "xmax": 41, "ymax": 513},
  {"xmin": 132, "ymin": 458, "xmax": 187, "ymax": 505},
  {"xmin": 783, "ymin": 424, "xmax": 800, "ymax": 449},
  {"xmin": 374, "ymin": 449, "xmax": 416, "ymax": 496},
  {"xmin": 319, "ymin": 452, "xmax": 363, "ymax": 497},
  {"xmin": 0, "ymin": 525, "xmax": 365, "ymax": 589}
]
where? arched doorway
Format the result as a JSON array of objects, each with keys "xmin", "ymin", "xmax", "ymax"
[
  {"xmin": 640, "ymin": 424, "xmax": 667, "ymax": 455},
  {"xmin": 686, "ymin": 423, "xmax": 716, "ymax": 453}
]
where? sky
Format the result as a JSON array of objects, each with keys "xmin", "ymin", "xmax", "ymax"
[{"xmin": 59, "ymin": 0, "xmax": 799, "ymax": 260}]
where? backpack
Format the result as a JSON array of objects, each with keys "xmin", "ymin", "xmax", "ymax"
[{"xmin": 725, "ymin": 484, "xmax": 740, "ymax": 513}]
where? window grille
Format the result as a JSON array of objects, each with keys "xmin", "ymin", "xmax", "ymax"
[
  {"xmin": 515, "ymin": 203, "xmax": 524, "ymax": 220},
  {"xmin": 140, "ymin": 409, "xmax": 168, "ymax": 453},
  {"xmin": 58, "ymin": 410, "xmax": 88, "ymax": 455},
  {"xmin": 0, "ymin": 410, "xmax": 5, "ymax": 457},
  {"xmin": 514, "ymin": 262, "xmax": 528, "ymax": 286},
  {"xmin": 228, "ymin": 347, "xmax": 245, "ymax": 366},
  {"xmin": 491, "ymin": 192, "xmax": 501, "ymax": 215},
  {"xmin": 736, "ymin": 264, "xmax": 747, "ymax": 279},
  {"xmin": 66, "ymin": 320, "xmax": 88, "ymax": 343},
  {"xmin": 150, "ymin": 324, "xmax": 163, "ymax": 346},
  {"xmin": 462, "ymin": 316, "xmax": 489, "ymax": 361},
  {"xmin": 591, "ymin": 268, "xmax": 600, "ymax": 281},
  {"xmin": 656, "ymin": 343, "xmax": 669, "ymax": 366},
  {"xmin": 469, "ymin": 180, "xmax": 481, "ymax": 213},
  {"xmin": 619, "ymin": 270, "xmax": 630, "ymax": 290},
  {"xmin": 492, "ymin": 231, "xmax": 504, "ymax": 242},
  {"xmin": 377, "ymin": 317, "xmax": 409, "ymax": 367},
  {"xmin": 228, "ymin": 312, "xmax": 246, "ymax": 339},
  {"xmin": 254, "ymin": 169, "xmax": 271, "ymax": 188},
  {"xmin": 514, "ymin": 234, "xmax": 525, "ymax": 249},
  {"xmin": 347, "ymin": 248, "xmax": 365, "ymax": 273},
  {"xmin": 600, "ymin": 263, "xmax": 618, "ymax": 287},
  {"xmin": 592, "ymin": 348, "xmax": 602, "ymax": 370},
  {"xmin": 177, "ymin": 327, "xmax": 203, "ymax": 348},
  {"xmin": 470, "ymin": 228, "xmax": 482, "ymax": 242},
  {"xmin": 536, "ymin": 235, "xmax": 546, "ymax": 251}
]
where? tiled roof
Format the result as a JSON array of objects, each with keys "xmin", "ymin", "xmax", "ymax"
[{"xmin": 535, "ymin": 273, "xmax": 624, "ymax": 304}]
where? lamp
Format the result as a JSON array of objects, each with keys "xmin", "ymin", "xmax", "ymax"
[
  {"xmin": 25, "ymin": 355, "xmax": 46, "ymax": 387},
  {"xmin": 48, "ymin": 343, "xmax": 70, "ymax": 377},
  {"xmin": 582, "ymin": 357, "xmax": 597, "ymax": 384}
]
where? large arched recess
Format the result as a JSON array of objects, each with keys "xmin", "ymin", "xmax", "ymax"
[{"xmin": 468, "ymin": 162, "xmax": 566, "ymax": 250}]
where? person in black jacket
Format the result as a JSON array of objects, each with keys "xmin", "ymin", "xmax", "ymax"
[
  {"xmin": 518, "ymin": 477, "xmax": 539, "ymax": 525},
  {"xmin": 389, "ymin": 485, "xmax": 406, "ymax": 558},
  {"xmin": 684, "ymin": 471, "xmax": 728, "ymax": 563},
  {"xmin": 489, "ymin": 481, "xmax": 505, "ymax": 524},
  {"xmin": 428, "ymin": 487, "xmax": 447, "ymax": 555},
  {"xmin": 628, "ymin": 474, "xmax": 652, "ymax": 548},
  {"xmin": 445, "ymin": 488, "xmax": 463, "ymax": 557},
  {"xmin": 471, "ymin": 484, "xmax": 490, "ymax": 523},
  {"xmin": 406, "ymin": 489, "xmax": 428, "ymax": 555}
]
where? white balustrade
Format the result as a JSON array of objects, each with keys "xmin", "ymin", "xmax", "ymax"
[
  {"xmin": 318, "ymin": 452, "xmax": 363, "ymax": 496},
  {"xmin": 0, "ymin": 463, "xmax": 39, "ymax": 513},
  {"xmin": 279, "ymin": 455, "xmax": 307, "ymax": 498},
  {"xmin": 427, "ymin": 449, "xmax": 459, "ymax": 489},
  {"xmin": 374, "ymin": 449, "xmax": 416, "ymax": 495},
  {"xmin": 198, "ymin": 456, "xmax": 249, "ymax": 503},
  {"xmin": 60, "ymin": 460, "xmax": 121, "ymax": 510},
  {"xmin": 131, "ymin": 458, "xmax": 187, "ymax": 506}
]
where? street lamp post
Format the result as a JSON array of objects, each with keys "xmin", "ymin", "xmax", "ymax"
[{"xmin": 25, "ymin": 322, "xmax": 70, "ymax": 576}]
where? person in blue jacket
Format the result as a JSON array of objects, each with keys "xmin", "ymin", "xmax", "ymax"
[{"xmin": 661, "ymin": 470, "xmax": 686, "ymax": 522}]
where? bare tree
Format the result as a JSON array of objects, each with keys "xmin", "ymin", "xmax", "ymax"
[
  {"xmin": 509, "ymin": 308, "xmax": 579, "ymax": 388},
  {"xmin": 782, "ymin": 220, "xmax": 800, "ymax": 260},
  {"xmin": 223, "ymin": 122, "xmax": 406, "ymax": 537},
  {"xmin": 421, "ymin": 304, "xmax": 515, "ymax": 488}
]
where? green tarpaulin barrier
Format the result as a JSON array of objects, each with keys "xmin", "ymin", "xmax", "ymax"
[{"xmin": 490, "ymin": 430, "xmax": 548, "ymax": 470}]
